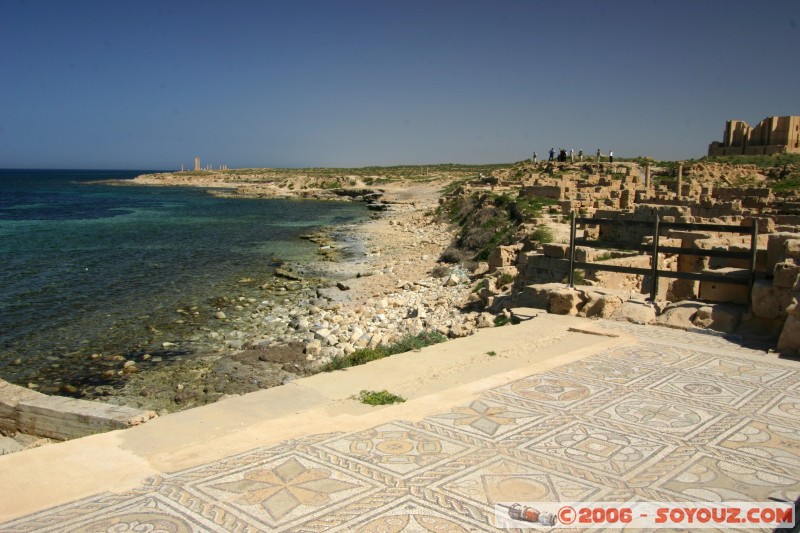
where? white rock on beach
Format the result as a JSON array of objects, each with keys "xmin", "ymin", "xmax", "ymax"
[{"xmin": 305, "ymin": 340, "xmax": 322, "ymax": 356}]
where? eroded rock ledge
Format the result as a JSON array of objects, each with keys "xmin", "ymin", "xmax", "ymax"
[{"xmin": 0, "ymin": 378, "xmax": 156, "ymax": 453}]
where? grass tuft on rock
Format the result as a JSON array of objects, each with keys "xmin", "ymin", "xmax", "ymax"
[{"xmin": 357, "ymin": 389, "xmax": 406, "ymax": 405}]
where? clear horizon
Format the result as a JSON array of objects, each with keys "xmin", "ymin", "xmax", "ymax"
[{"xmin": 1, "ymin": 1, "xmax": 798, "ymax": 170}]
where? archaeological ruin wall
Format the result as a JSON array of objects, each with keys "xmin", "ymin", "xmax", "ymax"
[{"xmin": 709, "ymin": 115, "xmax": 800, "ymax": 156}]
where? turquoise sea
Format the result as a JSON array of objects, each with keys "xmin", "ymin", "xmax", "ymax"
[{"xmin": 0, "ymin": 169, "xmax": 367, "ymax": 393}]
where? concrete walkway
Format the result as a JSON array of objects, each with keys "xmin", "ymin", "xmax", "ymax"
[{"xmin": 1, "ymin": 314, "xmax": 798, "ymax": 531}]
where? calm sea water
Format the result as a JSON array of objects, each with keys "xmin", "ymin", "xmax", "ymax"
[{"xmin": 0, "ymin": 169, "xmax": 367, "ymax": 391}]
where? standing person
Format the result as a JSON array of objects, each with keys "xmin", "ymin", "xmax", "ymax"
[
  {"xmin": 548, "ymin": 148, "xmax": 555, "ymax": 162},
  {"xmin": 532, "ymin": 151, "xmax": 537, "ymax": 163},
  {"xmin": 609, "ymin": 150, "xmax": 614, "ymax": 164},
  {"xmin": 578, "ymin": 149, "xmax": 583, "ymax": 161},
  {"xmin": 569, "ymin": 149, "xmax": 575, "ymax": 163},
  {"xmin": 596, "ymin": 149, "xmax": 601, "ymax": 162}
]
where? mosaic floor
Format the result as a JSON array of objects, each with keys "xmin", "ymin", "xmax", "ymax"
[{"xmin": 3, "ymin": 322, "xmax": 799, "ymax": 532}]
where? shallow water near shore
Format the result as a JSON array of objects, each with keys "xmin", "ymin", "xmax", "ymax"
[{"xmin": 0, "ymin": 169, "xmax": 368, "ymax": 395}]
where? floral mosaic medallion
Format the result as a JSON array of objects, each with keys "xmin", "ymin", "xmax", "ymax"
[
  {"xmin": 591, "ymin": 393, "xmax": 720, "ymax": 437},
  {"xmin": 425, "ymin": 398, "xmax": 547, "ymax": 440},
  {"xmin": 209, "ymin": 456, "xmax": 359, "ymax": 521},
  {"xmin": 523, "ymin": 420, "xmax": 672, "ymax": 477}
]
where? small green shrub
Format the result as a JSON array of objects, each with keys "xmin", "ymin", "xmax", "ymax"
[
  {"xmin": 564, "ymin": 269, "xmax": 587, "ymax": 285},
  {"xmin": 497, "ymin": 272, "xmax": 515, "ymax": 286},
  {"xmin": 357, "ymin": 390, "xmax": 405, "ymax": 405},
  {"xmin": 430, "ymin": 264, "xmax": 450, "ymax": 278},
  {"xmin": 494, "ymin": 315, "xmax": 510, "ymax": 327},
  {"xmin": 472, "ymin": 278, "xmax": 488, "ymax": 293},
  {"xmin": 486, "ymin": 350, "xmax": 497, "ymax": 356},
  {"xmin": 388, "ymin": 331, "xmax": 447, "ymax": 353},
  {"xmin": 531, "ymin": 225, "xmax": 554, "ymax": 244},
  {"xmin": 440, "ymin": 247, "xmax": 467, "ymax": 264},
  {"xmin": 317, "ymin": 332, "xmax": 447, "ymax": 372}
]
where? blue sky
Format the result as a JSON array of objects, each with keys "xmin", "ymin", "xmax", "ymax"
[{"xmin": 1, "ymin": 0, "xmax": 798, "ymax": 169}]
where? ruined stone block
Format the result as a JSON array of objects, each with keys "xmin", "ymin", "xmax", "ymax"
[
  {"xmin": 493, "ymin": 266, "xmax": 519, "ymax": 280},
  {"xmin": 513, "ymin": 283, "xmax": 563, "ymax": 309},
  {"xmin": 777, "ymin": 314, "xmax": 800, "ymax": 354},
  {"xmin": 751, "ymin": 280, "xmax": 793, "ymax": 320},
  {"xmin": 784, "ymin": 240, "xmax": 800, "ymax": 262},
  {"xmin": 692, "ymin": 304, "xmax": 743, "ymax": 334},
  {"xmin": 610, "ymin": 300, "xmax": 656, "ymax": 325},
  {"xmin": 773, "ymin": 261, "xmax": 800, "ymax": 289},
  {"xmin": 521, "ymin": 185, "xmax": 563, "ymax": 200},
  {"xmin": 695, "ymin": 237, "xmax": 738, "ymax": 269},
  {"xmin": 16, "ymin": 395, "xmax": 155, "ymax": 441},
  {"xmin": 698, "ymin": 268, "xmax": 750, "ymax": 305},
  {"xmin": 723, "ymin": 243, "xmax": 753, "ymax": 270},
  {"xmin": 767, "ymin": 232, "xmax": 800, "ymax": 273},
  {"xmin": 657, "ymin": 237, "xmax": 682, "ymax": 251},
  {"xmin": 542, "ymin": 243, "xmax": 568, "ymax": 259},
  {"xmin": 548, "ymin": 288, "xmax": 583, "ymax": 315},
  {"xmin": 488, "ymin": 243, "xmax": 523, "ymax": 272},
  {"xmin": 741, "ymin": 217, "xmax": 775, "ymax": 234},
  {"xmin": 656, "ymin": 301, "xmax": 704, "ymax": 330},
  {"xmin": 0, "ymin": 379, "xmax": 42, "ymax": 434},
  {"xmin": 580, "ymin": 291, "xmax": 624, "ymax": 318},
  {"xmin": 574, "ymin": 246, "xmax": 595, "ymax": 262},
  {"xmin": 668, "ymin": 279, "xmax": 698, "ymax": 301},
  {"xmin": 472, "ymin": 262, "xmax": 490, "ymax": 276},
  {"xmin": 520, "ymin": 256, "xmax": 570, "ymax": 283}
]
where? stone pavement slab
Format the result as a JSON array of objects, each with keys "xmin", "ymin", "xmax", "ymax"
[{"xmin": 1, "ymin": 317, "xmax": 799, "ymax": 531}]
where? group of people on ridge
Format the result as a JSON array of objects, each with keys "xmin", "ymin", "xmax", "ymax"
[{"xmin": 532, "ymin": 148, "xmax": 613, "ymax": 164}]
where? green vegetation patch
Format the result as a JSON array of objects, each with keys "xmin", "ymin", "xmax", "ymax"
[
  {"xmin": 497, "ymin": 272, "xmax": 515, "ymax": 286},
  {"xmin": 700, "ymin": 153, "xmax": 800, "ymax": 168},
  {"xmin": 317, "ymin": 331, "xmax": 447, "ymax": 372},
  {"xmin": 772, "ymin": 174, "xmax": 800, "ymax": 193},
  {"xmin": 563, "ymin": 268, "xmax": 587, "ymax": 285},
  {"xmin": 178, "ymin": 170, "xmax": 215, "ymax": 176},
  {"xmin": 438, "ymin": 191, "xmax": 558, "ymax": 262},
  {"xmin": 357, "ymin": 390, "xmax": 405, "ymax": 405},
  {"xmin": 494, "ymin": 315, "xmax": 510, "ymax": 327},
  {"xmin": 511, "ymin": 195, "xmax": 558, "ymax": 221},
  {"xmin": 531, "ymin": 225, "xmax": 554, "ymax": 244}
]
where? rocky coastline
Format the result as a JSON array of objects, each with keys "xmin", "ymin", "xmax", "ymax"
[{"xmin": 87, "ymin": 178, "xmax": 494, "ymax": 415}]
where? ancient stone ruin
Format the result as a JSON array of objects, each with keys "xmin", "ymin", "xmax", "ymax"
[
  {"xmin": 709, "ymin": 115, "xmax": 800, "ymax": 156},
  {"xmin": 453, "ymin": 159, "xmax": 800, "ymax": 353}
]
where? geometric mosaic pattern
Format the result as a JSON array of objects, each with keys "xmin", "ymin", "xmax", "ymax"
[{"xmin": 3, "ymin": 321, "xmax": 799, "ymax": 532}]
